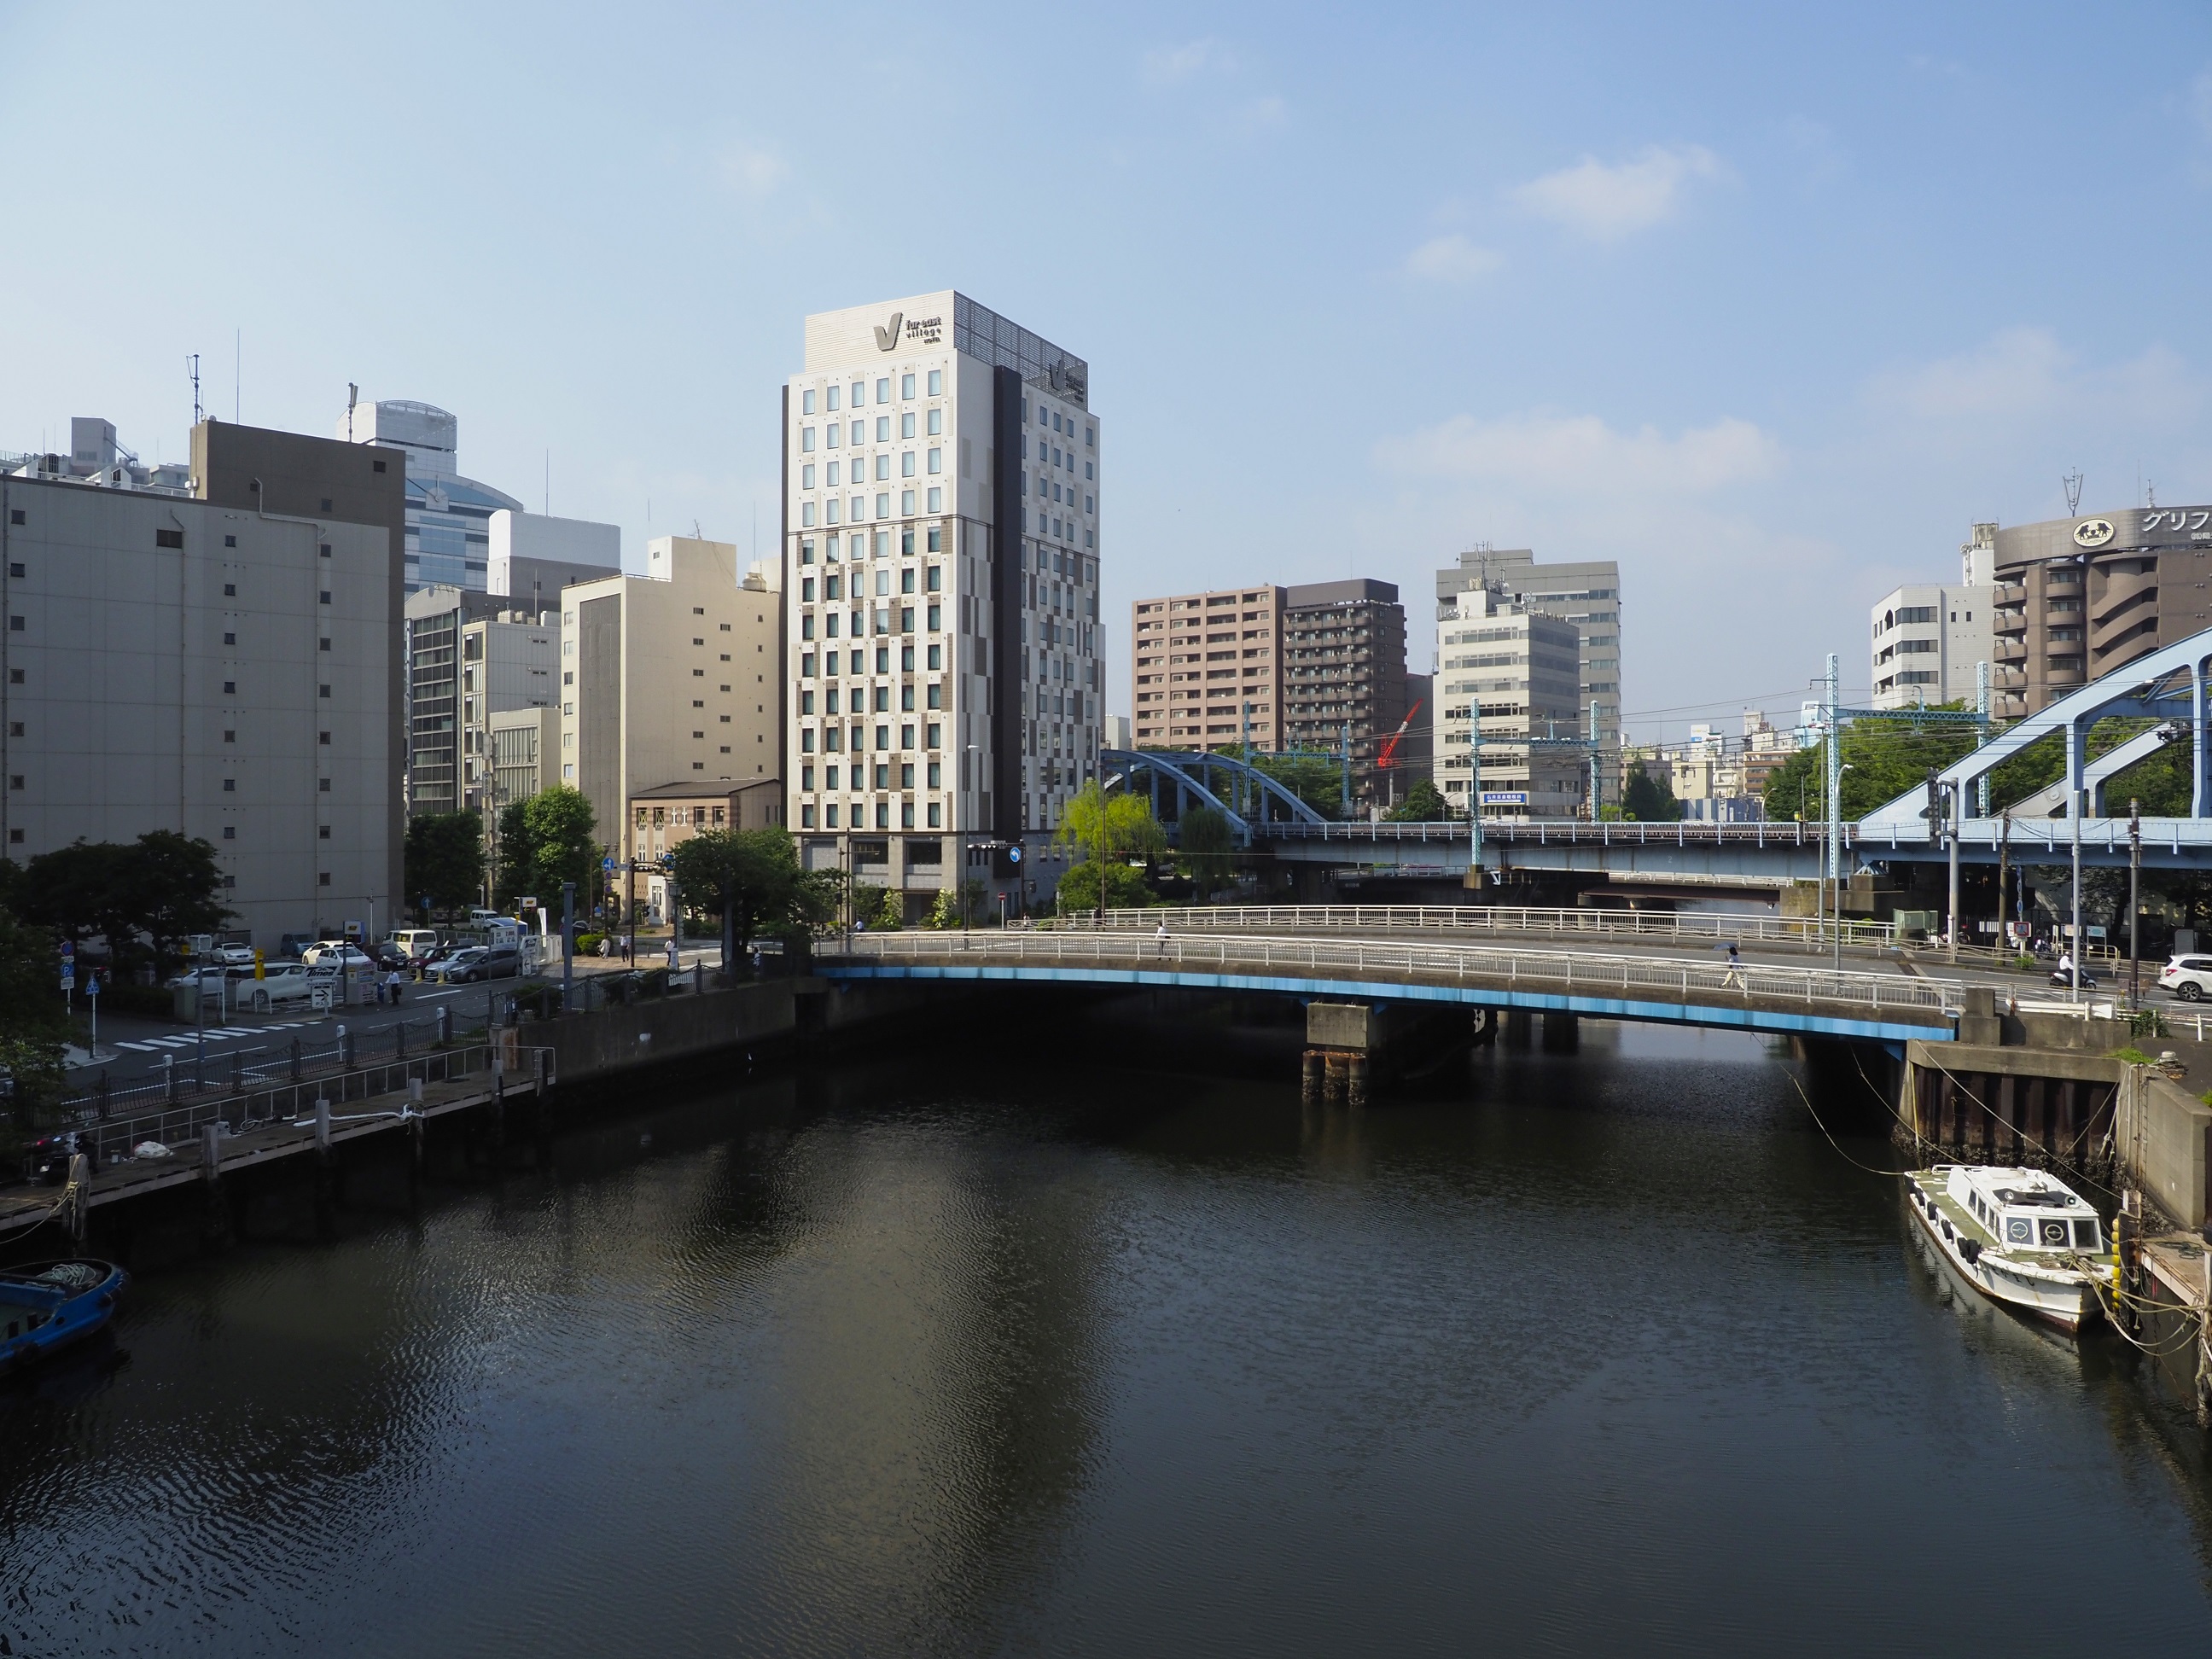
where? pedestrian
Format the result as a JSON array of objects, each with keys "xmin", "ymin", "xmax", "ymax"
[
  {"xmin": 1721, "ymin": 940, "xmax": 1745, "ymax": 989},
  {"xmin": 387, "ymin": 968, "xmax": 404, "ymax": 1006},
  {"xmin": 750, "ymin": 944, "xmax": 764, "ymax": 977},
  {"xmin": 1155, "ymin": 919, "xmax": 1168, "ymax": 959},
  {"xmin": 666, "ymin": 934, "xmax": 679, "ymax": 973}
]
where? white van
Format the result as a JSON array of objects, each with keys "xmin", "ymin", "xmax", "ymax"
[{"xmin": 387, "ymin": 928, "xmax": 439, "ymax": 963}]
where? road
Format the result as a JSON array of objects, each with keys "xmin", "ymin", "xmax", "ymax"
[{"xmin": 70, "ymin": 946, "xmax": 732, "ymax": 1088}]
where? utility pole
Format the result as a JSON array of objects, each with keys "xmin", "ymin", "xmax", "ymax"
[
  {"xmin": 2130, "ymin": 797, "xmax": 2143, "ymax": 1010},
  {"xmin": 2069, "ymin": 719, "xmax": 2084, "ymax": 1002},
  {"xmin": 1587, "ymin": 700, "xmax": 1602, "ymax": 822},
  {"xmin": 1975, "ymin": 661, "xmax": 1992, "ymax": 818},
  {"xmin": 1947, "ymin": 779, "xmax": 1961, "ymax": 966},
  {"xmin": 1997, "ymin": 811, "xmax": 2012, "ymax": 956},
  {"xmin": 1825, "ymin": 654, "xmax": 1842, "ymax": 970},
  {"xmin": 1469, "ymin": 695, "xmax": 1485, "ymax": 894},
  {"xmin": 561, "ymin": 881, "xmax": 575, "ymax": 1013}
]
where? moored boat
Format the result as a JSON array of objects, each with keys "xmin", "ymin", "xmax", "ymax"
[
  {"xmin": 0, "ymin": 1260, "xmax": 127, "ymax": 1372},
  {"xmin": 1902, "ymin": 1166, "xmax": 2105, "ymax": 1333}
]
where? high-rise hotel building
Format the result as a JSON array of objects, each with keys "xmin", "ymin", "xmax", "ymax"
[{"xmin": 782, "ymin": 292, "xmax": 1102, "ymax": 898}]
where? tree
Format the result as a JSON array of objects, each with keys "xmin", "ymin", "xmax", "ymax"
[
  {"xmin": 20, "ymin": 832, "xmax": 228, "ymax": 973},
  {"xmin": 1386, "ymin": 778, "xmax": 1454, "ymax": 822},
  {"xmin": 493, "ymin": 787, "xmax": 597, "ymax": 911},
  {"xmin": 668, "ymin": 825, "xmax": 838, "ymax": 960},
  {"xmin": 1177, "ymin": 804, "xmax": 1236, "ymax": 895},
  {"xmin": 0, "ymin": 904, "xmax": 69, "ymax": 1147},
  {"xmin": 1057, "ymin": 781, "xmax": 1168, "ymax": 914},
  {"xmin": 1240, "ymin": 750, "xmax": 1346, "ymax": 819},
  {"xmin": 1058, "ymin": 859, "xmax": 1152, "ymax": 911},
  {"xmin": 405, "ymin": 813, "xmax": 486, "ymax": 917},
  {"xmin": 1622, "ymin": 769, "xmax": 1682, "ymax": 822}
]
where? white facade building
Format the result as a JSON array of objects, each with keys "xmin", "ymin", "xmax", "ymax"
[
  {"xmin": 1870, "ymin": 562, "xmax": 1992, "ymax": 710},
  {"xmin": 1433, "ymin": 584, "xmax": 1585, "ymax": 820},
  {"xmin": 783, "ymin": 291, "xmax": 1102, "ymax": 911},
  {"xmin": 339, "ymin": 399, "xmax": 530, "ymax": 595},
  {"xmin": 560, "ymin": 536, "xmax": 782, "ymax": 894}
]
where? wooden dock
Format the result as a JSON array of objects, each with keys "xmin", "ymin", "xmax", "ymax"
[{"xmin": 0, "ymin": 1043, "xmax": 550, "ymax": 1244}]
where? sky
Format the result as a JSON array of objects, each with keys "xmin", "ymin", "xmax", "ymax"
[{"xmin": 6, "ymin": 1, "xmax": 2212, "ymax": 741}]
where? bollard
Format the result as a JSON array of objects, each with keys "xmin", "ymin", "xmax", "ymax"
[
  {"xmin": 65, "ymin": 1153, "xmax": 89, "ymax": 1249},
  {"xmin": 314, "ymin": 1097, "xmax": 332, "ymax": 1151},
  {"xmin": 164, "ymin": 1056, "xmax": 178, "ymax": 1103},
  {"xmin": 409, "ymin": 1076, "xmax": 423, "ymax": 1106},
  {"xmin": 339, "ymin": 1026, "xmax": 354, "ymax": 1068},
  {"xmin": 1301, "ymin": 1049, "xmax": 1322, "ymax": 1106},
  {"xmin": 437, "ymin": 1004, "xmax": 451, "ymax": 1046},
  {"xmin": 201, "ymin": 1122, "xmax": 221, "ymax": 1180},
  {"xmin": 230, "ymin": 1050, "xmax": 243, "ymax": 1092},
  {"xmin": 694, "ymin": 961, "xmax": 704, "ymax": 996},
  {"xmin": 1347, "ymin": 1053, "xmax": 1369, "ymax": 1109}
]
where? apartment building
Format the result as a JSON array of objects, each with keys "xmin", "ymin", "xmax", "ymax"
[
  {"xmin": 1128, "ymin": 577, "xmax": 1407, "ymax": 805},
  {"xmin": 1984, "ymin": 504, "xmax": 2212, "ymax": 718},
  {"xmin": 783, "ymin": 291, "xmax": 1103, "ymax": 907},
  {"xmin": 562, "ymin": 535, "xmax": 782, "ymax": 882},
  {"xmin": 1131, "ymin": 585, "xmax": 1284, "ymax": 747},
  {"xmin": 1436, "ymin": 547, "xmax": 1621, "ymax": 748},
  {"xmin": 0, "ymin": 417, "xmax": 404, "ymax": 945},
  {"xmin": 1870, "ymin": 531, "xmax": 1993, "ymax": 709},
  {"xmin": 1432, "ymin": 583, "xmax": 1585, "ymax": 819},
  {"xmin": 488, "ymin": 706, "xmax": 559, "ymax": 808}
]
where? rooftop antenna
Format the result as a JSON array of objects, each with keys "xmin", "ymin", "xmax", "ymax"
[
  {"xmin": 544, "ymin": 450, "xmax": 550, "ymax": 516},
  {"xmin": 2148, "ymin": 480, "xmax": 2158, "ymax": 509},
  {"xmin": 2062, "ymin": 469, "xmax": 2081, "ymax": 516},
  {"xmin": 189, "ymin": 354, "xmax": 202, "ymax": 425},
  {"xmin": 346, "ymin": 382, "xmax": 358, "ymax": 443}
]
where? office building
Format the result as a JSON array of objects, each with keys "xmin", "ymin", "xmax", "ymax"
[
  {"xmin": 1432, "ymin": 582, "xmax": 1585, "ymax": 819},
  {"xmin": 340, "ymin": 399, "xmax": 619, "ymax": 599},
  {"xmin": 1982, "ymin": 505, "xmax": 2212, "ymax": 718},
  {"xmin": 783, "ymin": 291, "xmax": 1103, "ymax": 909},
  {"xmin": 562, "ymin": 535, "xmax": 782, "ymax": 899},
  {"xmin": 0, "ymin": 417, "xmax": 404, "ymax": 945},
  {"xmin": 488, "ymin": 706, "xmax": 559, "ymax": 810},
  {"xmin": 1869, "ymin": 532, "xmax": 1993, "ymax": 710},
  {"xmin": 1436, "ymin": 547, "xmax": 1621, "ymax": 748},
  {"xmin": 1128, "ymin": 577, "xmax": 1408, "ymax": 806}
]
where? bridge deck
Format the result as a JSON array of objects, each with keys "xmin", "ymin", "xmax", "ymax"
[{"xmin": 820, "ymin": 931, "xmax": 1962, "ymax": 1044}]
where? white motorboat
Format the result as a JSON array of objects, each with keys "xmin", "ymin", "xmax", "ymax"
[{"xmin": 1902, "ymin": 1165, "xmax": 2107, "ymax": 1333}]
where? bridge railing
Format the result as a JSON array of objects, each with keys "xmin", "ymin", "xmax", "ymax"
[
  {"xmin": 825, "ymin": 930, "xmax": 1963, "ymax": 1020},
  {"xmin": 1052, "ymin": 904, "xmax": 1899, "ymax": 950},
  {"xmin": 1256, "ymin": 819, "xmax": 1852, "ymax": 847}
]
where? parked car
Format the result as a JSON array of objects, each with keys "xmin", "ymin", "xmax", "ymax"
[
  {"xmin": 212, "ymin": 944, "xmax": 256, "ymax": 968},
  {"xmin": 440, "ymin": 946, "xmax": 521, "ymax": 984},
  {"xmin": 2158, "ymin": 955, "xmax": 2212, "ymax": 1001},
  {"xmin": 28, "ymin": 1132, "xmax": 97, "ymax": 1185},
  {"xmin": 302, "ymin": 943, "xmax": 375, "ymax": 972},
  {"xmin": 238, "ymin": 964, "xmax": 316, "ymax": 1012}
]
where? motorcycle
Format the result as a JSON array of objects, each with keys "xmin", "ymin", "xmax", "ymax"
[{"xmin": 2048, "ymin": 967, "xmax": 2099, "ymax": 990}]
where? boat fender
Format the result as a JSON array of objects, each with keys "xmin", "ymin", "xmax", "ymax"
[
  {"xmin": 1940, "ymin": 1218, "xmax": 1953, "ymax": 1241},
  {"xmin": 1960, "ymin": 1238, "xmax": 1981, "ymax": 1265}
]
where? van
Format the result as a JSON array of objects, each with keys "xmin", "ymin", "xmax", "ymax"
[{"xmin": 387, "ymin": 928, "xmax": 439, "ymax": 963}]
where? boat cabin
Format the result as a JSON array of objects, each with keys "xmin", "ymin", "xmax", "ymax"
[{"xmin": 1942, "ymin": 1167, "xmax": 2100, "ymax": 1252}]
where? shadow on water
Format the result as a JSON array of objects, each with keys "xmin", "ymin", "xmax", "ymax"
[{"xmin": 2, "ymin": 998, "xmax": 2210, "ymax": 1656}]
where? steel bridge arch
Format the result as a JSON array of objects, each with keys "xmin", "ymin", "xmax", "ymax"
[{"xmin": 1100, "ymin": 748, "xmax": 1328, "ymax": 845}]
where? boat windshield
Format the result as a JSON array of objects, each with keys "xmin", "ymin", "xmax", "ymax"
[{"xmin": 2001, "ymin": 1214, "xmax": 2101, "ymax": 1249}]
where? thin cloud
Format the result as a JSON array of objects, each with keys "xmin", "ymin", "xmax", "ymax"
[
  {"xmin": 1406, "ymin": 234, "xmax": 1502, "ymax": 282},
  {"xmin": 1234, "ymin": 94, "xmax": 1289, "ymax": 135},
  {"xmin": 719, "ymin": 144, "xmax": 789, "ymax": 200},
  {"xmin": 1511, "ymin": 144, "xmax": 1723, "ymax": 241},
  {"xmin": 1143, "ymin": 38, "xmax": 1231, "ymax": 85},
  {"xmin": 1386, "ymin": 410, "xmax": 1781, "ymax": 494}
]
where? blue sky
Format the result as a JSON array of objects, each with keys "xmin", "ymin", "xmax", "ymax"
[{"xmin": 6, "ymin": 2, "xmax": 2212, "ymax": 738}]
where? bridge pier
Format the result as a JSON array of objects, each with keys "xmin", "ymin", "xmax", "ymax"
[
  {"xmin": 1502, "ymin": 1010, "xmax": 1534, "ymax": 1050},
  {"xmin": 1540, "ymin": 1013, "xmax": 1580, "ymax": 1053}
]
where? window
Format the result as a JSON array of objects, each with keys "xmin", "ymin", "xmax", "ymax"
[
  {"xmin": 876, "ymin": 378, "xmax": 889, "ymax": 404},
  {"xmin": 223, "ymin": 583, "xmax": 236, "ymax": 597},
  {"xmin": 827, "ymin": 385, "xmax": 841, "ymax": 411},
  {"xmin": 6, "ymin": 510, "xmax": 20, "ymax": 525},
  {"xmin": 321, "ymin": 778, "xmax": 333, "ymax": 792},
  {"xmin": 927, "ymin": 446, "xmax": 941, "ymax": 474},
  {"xmin": 224, "ymin": 731, "xmax": 236, "ymax": 743},
  {"xmin": 319, "ymin": 591, "xmax": 332, "ymax": 605},
  {"xmin": 319, "ymin": 637, "xmax": 331, "ymax": 651},
  {"xmin": 901, "ymin": 373, "xmax": 916, "ymax": 399},
  {"xmin": 926, "ymin": 722, "xmax": 940, "ymax": 748},
  {"xmin": 223, "ymin": 778, "xmax": 235, "ymax": 793},
  {"xmin": 875, "ymin": 416, "xmax": 891, "ymax": 444},
  {"xmin": 901, "ymin": 451, "xmax": 916, "ymax": 478},
  {"xmin": 803, "ymin": 388, "xmax": 817, "ymax": 415},
  {"xmin": 927, "ymin": 681, "xmax": 943, "ymax": 708},
  {"xmin": 319, "ymin": 872, "xmax": 332, "ymax": 887},
  {"xmin": 928, "ymin": 369, "xmax": 943, "ymax": 396},
  {"xmin": 928, "ymin": 643, "xmax": 942, "ymax": 669},
  {"xmin": 319, "ymin": 684, "xmax": 332, "ymax": 698},
  {"xmin": 901, "ymin": 411, "xmax": 916, "ymax": 439},
  {"xmin": 223, "ymin": 826, "xmax": 236, "ymax": 841},
  {"xmin": 319, "ymin": 731, "xmax": 332, "ymax": 745},
  {"xmin": 156, "ymin": 528, "xmax": 183, "ymax": 549},
  {"xmin": 8, "ymin": 670, "xmax": 19, "ymax": 684},
  {"xmin": 928, "ymin": 488, "xmax": 942, "ymax": 512}
]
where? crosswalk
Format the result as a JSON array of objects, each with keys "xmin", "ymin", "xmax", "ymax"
[{"xmin": 112, "ymin": 1021, "xmax": 320, "ymax": 1053}]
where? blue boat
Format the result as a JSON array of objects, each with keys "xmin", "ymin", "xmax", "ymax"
[{"xmin": 0, "ymin": 1260, "xmax": 127, "ymax": 1371}]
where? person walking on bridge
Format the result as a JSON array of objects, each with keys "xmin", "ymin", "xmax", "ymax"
[
  {"xmin": 1155, "ymin": 920, "xmax": 1169, "ymax": 960},
  {"xmin": 1721, "ymin": 940, "xmax": 1746, "ymax": 990}
]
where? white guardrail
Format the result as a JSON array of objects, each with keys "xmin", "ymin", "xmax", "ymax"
[
  {"xmin": 1056, "ymin": 904, "xmax": 1900, "ymax": 949},
  {"xmin": 825, "ymin": 929, "xmax": 1965, "ymax": 1020}
]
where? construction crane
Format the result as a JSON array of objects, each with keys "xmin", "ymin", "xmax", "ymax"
[{"xmin": 1376, "ymin": 699, "xmax": 1423, "ymax": 806}]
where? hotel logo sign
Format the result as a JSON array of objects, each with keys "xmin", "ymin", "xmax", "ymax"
[
  {"xmin": 2072, "ymin": 518, "xmax": 2116, "ymax": 548},
  {"xmin": 876, "ymin": 312, "xmax": 944, "ymax": 352}
]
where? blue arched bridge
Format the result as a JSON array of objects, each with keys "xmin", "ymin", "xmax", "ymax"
[{"xmin": 817, "ymin": 928, "xmax": 1967, "ymax": 1046}]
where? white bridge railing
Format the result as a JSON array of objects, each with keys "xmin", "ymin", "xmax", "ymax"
[
  {"xmin": 1054, "ymin": 903, "xmax": 1899, "ymax": 950},
  {"xmin": 824, "ymin": 929, "xmax": 1962, "ymax": 1020}
]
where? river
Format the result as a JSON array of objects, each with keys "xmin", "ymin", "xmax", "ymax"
[{"xmin": 5, "ymin": 1019, "xmax": 2210, "ymax": 1655}]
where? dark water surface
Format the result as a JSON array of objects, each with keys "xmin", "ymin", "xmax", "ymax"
[{"xmin": 7, "ymin": 1022, "xmax": 2211, "ymax": 1656}]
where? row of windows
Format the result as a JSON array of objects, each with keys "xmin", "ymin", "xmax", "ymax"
[
  {"xmin": 800, "ymin": 567, "xmax": 942, "ymax": 602},
  {"xmin": 800, "ymin": 489, "xmax": 943, "ymax": 527},
  {"xmin": 798, "ymin": 527, "xmax": 944, "ymax": 564},
  {"xmin": 800, "ymin": 447, "xmax": 941, "ymax": 486},
  {"xmin": 798, "ymin": 689, "xmax": 946, "ymax": 737},
  {"xmin": 800, "ymin": 758, "xmax": 944, "ymax": 789},
  {"xmin": 799, "ymin": 800, "xmax": 944, "ymax": 830},
  {"xmin": 800, "ymin": 370, "xmax": 945, "ymax": 414},
  {"xmin": 1027, "ymin": 400, "xmax": 1096, "ymax": 449},
  {"xmin": 797, "ymin": 605, "xmax": 940, "ymax": 640}
]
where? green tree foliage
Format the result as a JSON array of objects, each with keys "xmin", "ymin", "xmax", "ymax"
[
  {"xmin": 1621, "ymin": 769, "xmax": 1682, "ymax": 822},
  {"xmin": 0, "ymin": 904, "xmax": 70, "ymax": 1144},
  {"xmin": 924, "ymin": 882, "xmax": 983, "ymax": 929},
  {"xmin": 19, "ymin": 831, "xmax": 230, "ymax": 972},
  {"xmin": 1176, "ymin": 804, "xmax": 1236, "ymax": 894},
  {"xmin": 1237, "ymin": 750, "xmax": 1345, "ymax": 819},
  {"xmin": 492, "ymin": 787, "xmax": 597, "ymax": 908},
  {"xmin": 668, "ymin": 826, "xmax": 839, "ymax": 953},
  {"xmin": 1057, "ymin": 782, "xmax": 1168, "ymax": 861},
  {"xmin": 875, "ymin": 885, "xmax": 905, "ymax": 930},
  {"xmin": 1058, "ymin": 859, "xmax": 1153, "ymax": 910},
  {"xmin": 1385, "ymin": 777, "xmax": 1455, "ymax": 822},
  {"xmin": 404, "ymin": 812, "xmax": 486, "ymax": 916}
]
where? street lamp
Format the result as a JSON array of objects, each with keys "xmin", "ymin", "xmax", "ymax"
[{"xmin": 963, "ymin": 742, "xmax": 981, "ymax": 933}]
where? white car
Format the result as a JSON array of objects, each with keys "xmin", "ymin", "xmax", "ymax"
[
  {"xmin": 238, "ymin": 965, "xmax": 315, "ymax": 1012},
  {"xmin": 2158, "ymin": 955, "xmax": 2212, "ymax": 1001},
  {"xmin": 302, "ymin": 943, "xmax": 375, "ymax": 972},
  {"xmin": 213, "ymin": 944, "xmax": 256, "ymax": 968}
]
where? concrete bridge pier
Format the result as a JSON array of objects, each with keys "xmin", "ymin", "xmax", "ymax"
[
  {"xmin": 1540, "ymin": 1013, "xmax": 1580, "ymax": 1053},
  {"xmin": 1502, "ymin": 1010, "xmax": 1535, "ymax": 1050}
]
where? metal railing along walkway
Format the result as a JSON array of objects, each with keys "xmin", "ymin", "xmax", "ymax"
[
  {"xmin": 825, "ymin": 929, "xmax": 1964, "ymax": 1022},
  {"xmin": 1254, "ymin": 818, "xmax": 1853, "ymax": 847},
  {"xmin": 1056, "ymin": 903, "xmax": 1900, "ymax": 949}
]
